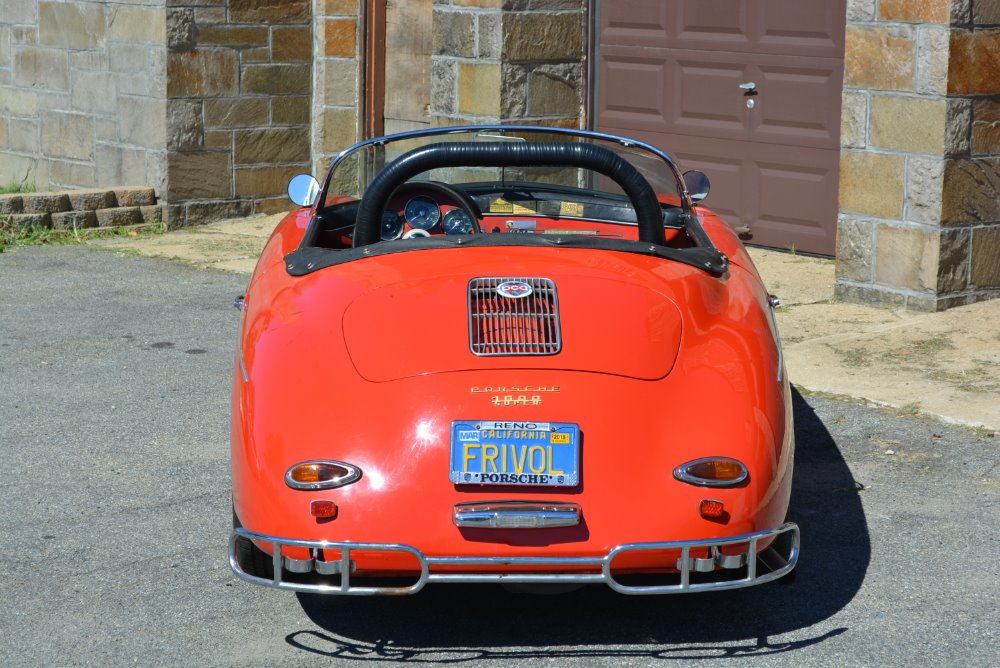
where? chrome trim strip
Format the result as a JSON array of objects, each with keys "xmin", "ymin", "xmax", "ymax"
[
  {"xmin": 238, "ymin": 350, "xmax": 249, "ymax": 384},
  {"xmin": 453, "ymin": 501, "xmax": 581, "ymax": 529},
  {"xmin": 235, "ymin": 294, "xmax": 249, "ymax": 383},
  {"xmin": 766, "ymin": 294, "xmax": 785, "ymax": 383},
  {"xmin": 229, "ymin": 522, "xmax": 799, "ymax": 595},
  {"xmin": 316, "ymin": 125, "xmax": 690, "ymax": 212},
  {"xmin": 324, "ymin": 124, "xmax": 681, "ymax": 182}
]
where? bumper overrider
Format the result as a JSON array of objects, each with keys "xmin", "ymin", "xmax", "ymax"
[{"xmin": 228, "ymin": 522, "xmax": 799, "ymax": 595}]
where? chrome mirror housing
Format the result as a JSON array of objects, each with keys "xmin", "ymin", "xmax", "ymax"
[
  {"xmin": 287, "ymin": 174, "xmax": 321, "ymax": 207},
  {"xmin": 683, "ymin": 170, "xmax": 711, "ymax": 204}
]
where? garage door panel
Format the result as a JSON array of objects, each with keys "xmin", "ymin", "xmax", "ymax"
[
  {"xmin": 750, "ymin": 149, "xmax": 839, "ymax": 253},
  {"xmin": 600, "ymin": 56, "xmax": 669, "ymax": 130},
  {"xmin": 601, "ymin": 0, "xmax": 670, "ymax": 47},
  {"xmin": 672, "ymin": 57, "xmax": 749, "ymax": 137},
  {"xmin": 601, "ymin": 56, "xmax": 666, "ymax": 124},
  {"xmin": 757, "ymin": 0, "xmax": 846, "ymax": 57},
  {"xmin": 751, "ymin": 59, "xmax": 843, "ymax": 148},
  {"xmin": 669, "ymin": 148, "xmax": 746, "ymax": 223},
  {"xmin": 604, "ymin": 130, "xmax": 756, "ymax": 231},
  {"xmin": 674, "ymin": 0, "xmax": 751, "ymax": 46}
]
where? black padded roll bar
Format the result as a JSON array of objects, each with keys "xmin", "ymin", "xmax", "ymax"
[{"xmin": 352, "ymin": 142, "xmax": 668, "ymax": 247}]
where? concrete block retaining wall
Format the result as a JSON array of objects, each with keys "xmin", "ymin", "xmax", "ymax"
[{"xmin": 0, "ymin": 186, "xmax": 171, "ymax": 230}]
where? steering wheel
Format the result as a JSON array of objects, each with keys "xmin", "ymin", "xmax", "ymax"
[{"xmin": 390, "ymin": 180, "xmax": 483, "ymax": 235}]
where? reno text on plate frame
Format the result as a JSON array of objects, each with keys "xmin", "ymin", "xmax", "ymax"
[{"xmin": 450, "ymin": 420, "xmax": 580, "ymax": 487}]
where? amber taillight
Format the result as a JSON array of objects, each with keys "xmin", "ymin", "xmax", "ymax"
[{"xmin": 468, "ymin": 277, "xmax": 561, "ymax": 356}]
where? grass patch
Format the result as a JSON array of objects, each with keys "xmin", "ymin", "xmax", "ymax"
[
  {"xmin": 926, "ymin": 362, "xmax": 1000, "ymax": 394},
  {"xmin": 834, "ymin": 334, "xmax": 956, "ymax": 371},
  {"xmin": 0, "ymin": 217, "xmax": 165, "ymax": 252},
  {"xmin": 970, "ymin": 425, "xmax": 997, "ymax": 439},
  {"xmin": 834, "ymin": 346, "xmax": 875, "ymax": 368},
  {"xmin": 0, "ymin": 180, "xmax": 35, "ymax": 195}
]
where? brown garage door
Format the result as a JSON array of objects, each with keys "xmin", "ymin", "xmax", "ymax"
[{"xmin": 596, "ymin": 0, "xmax": 846, "ymax": 255}]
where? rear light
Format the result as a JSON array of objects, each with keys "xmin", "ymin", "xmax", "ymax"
[
  {"xmin": 310, "ymin": 500, "xmax": 338, "ymax": 518},
  {"xmin": 699, "ymin": 499, "xmax": 725, "ymax": 518},
  {"xmin": 285, "ymin": 460, "xmax": 362, "ymax": 490},
  {"xmin": 673, "ymin": 457, "xmax": 748, "ymax": 487}
]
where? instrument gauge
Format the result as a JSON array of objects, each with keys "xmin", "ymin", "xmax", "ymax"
[
  {"xmin": 404, "ymin": 196, "xmax": 441, "ymax": 230},
  {"xmin": 442, "ymin": 208, "xmax": 474, "ymax": 235},
  {"xmin": 381, "ymin": 211, "xmax": 404, "ymax": 240}
]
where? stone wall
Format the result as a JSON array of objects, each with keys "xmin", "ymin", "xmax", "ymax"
[
  {"xmin": 165, "ymin": 1, "xmax": 313, "ymax": 225},
  {"xmin": 311, "ymin": 0, "xmax": 361, "ymax": 178},
  {"xmin": 0, "ymin": 1, "xmax": 168, "ymax": 195},
  {"xmin": 0, "ymin": 1, "xmax": 317, "ymax": 226},
  {"xmin": 430, "ymin": 0, "xmax": 585, "ymax": 127},
  {"xmin": 836, "ymin": 0, "xmax": 1000, "ymax": 310}
]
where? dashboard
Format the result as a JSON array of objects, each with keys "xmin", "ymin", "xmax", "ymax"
[
  {"xmin": 381, "ymin": 195, "xmax": 477, "ymax": 240},
  {"xmin": 313, "ymin": 181, "xmax": 688, "ymax": 250}
]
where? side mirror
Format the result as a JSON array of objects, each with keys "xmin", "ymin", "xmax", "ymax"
[
  {"xmin": 287, "ymin": 174, "xmax": 321, "ymax": 207},
  {"xmin": 683, "ymin": 170, "xmax": 710, "ymax": 204}
]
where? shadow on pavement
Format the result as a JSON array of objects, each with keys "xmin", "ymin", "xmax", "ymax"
[{"xmin": 291, "ymin": 388, "xmax": 870, "ymax": 662}]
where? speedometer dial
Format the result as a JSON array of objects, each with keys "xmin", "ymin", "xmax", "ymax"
[
  {"xmin": 403, "ymin": 196, "xmax": 441, "ymax": 230},
  {"xmin": 442, "ymin": 208, "xmax": 474, "ymax": 235},
  {"xmin": 381, "ymin": 211, "xmax": 404, "ymax": 240}
]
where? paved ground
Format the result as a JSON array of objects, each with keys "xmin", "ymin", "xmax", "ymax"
[
  {"xmin": 1, "ymin": 245, "xmax": 997, "ymax": 667},
  {"xmin": 95, "ymin": 213, "xmax": 1000, "ymax": 432}
]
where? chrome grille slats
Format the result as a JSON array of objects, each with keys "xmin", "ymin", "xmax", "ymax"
[{"xmin": 468, "ymin": 277, "xmax": 561, "ymax": 356}]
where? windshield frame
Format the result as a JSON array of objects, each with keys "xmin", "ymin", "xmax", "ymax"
[
  {"xmin": 314, "ymin": 124, "xmax": 694, "ymax": 217},
  {"xmin": 288, "ymin": 124, "xmax": 729, "ymax": 278}
]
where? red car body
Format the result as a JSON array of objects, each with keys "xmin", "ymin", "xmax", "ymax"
[{"xmin": 229, "ymin": 126, "xmax": 798, "ymax": 594}]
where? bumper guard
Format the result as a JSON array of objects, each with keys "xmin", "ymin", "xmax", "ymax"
[{"xmin": 229, "ymin": 522, "xmax": 799, "ymax": 595}]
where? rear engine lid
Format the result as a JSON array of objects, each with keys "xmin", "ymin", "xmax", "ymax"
[{"xmin": 342, "ymin": 274, "xmax": 682, "ymax": 382}]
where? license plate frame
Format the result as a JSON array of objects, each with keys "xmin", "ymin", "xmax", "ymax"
[{"xmin": 449, "ymin": 420, "xmax": 580, "ymax": 487}]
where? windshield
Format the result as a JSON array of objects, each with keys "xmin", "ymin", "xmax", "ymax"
[{"xmin": 321, "ymin": 126, "xmax": 684, "ymax": 211}]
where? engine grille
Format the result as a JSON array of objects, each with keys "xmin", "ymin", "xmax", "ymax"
[{"xmin": 468, "ymin": 277, "xmax": 562, "ymax": 356}]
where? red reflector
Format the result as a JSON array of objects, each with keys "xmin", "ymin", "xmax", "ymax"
[
  {"xmin": 699, "ymin": 499, "xmax": 725, "ymax": 518},
  {"xmin": 310, "ymin": 500, "xmax": 338, "ymax": 518}
]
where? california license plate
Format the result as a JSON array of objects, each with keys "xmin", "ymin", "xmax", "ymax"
[{"xmin": 449, "ymin": 420, "xmax": 580, "ymax": 487}]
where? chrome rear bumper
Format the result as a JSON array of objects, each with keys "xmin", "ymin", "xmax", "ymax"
[{"xmin": 229, "ymin": 522, "xmax": 799, "ymax": 595}]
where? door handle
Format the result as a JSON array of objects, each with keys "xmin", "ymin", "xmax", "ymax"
[{"xmin": 739, "ymin": 82, "xmax": 758, "ymax": 96}]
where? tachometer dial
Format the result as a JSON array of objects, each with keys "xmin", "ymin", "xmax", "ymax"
[
  {"xmin": 403, "ymin": 196, "xmax": 441, "ymax": 230},
  {"xmin": 442, "ymin": 208, "xmax": 474, "ymax": 235},
  {"xmin": 381, "ymin": 211, "xmax": 404, "ymax": 240}
]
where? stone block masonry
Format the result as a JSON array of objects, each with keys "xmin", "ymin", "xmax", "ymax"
[
  {"xmin": 165, "ymin": 1, "xmax": 313, "ymax": 225},
  {"xmin": 311, "ymin": 0, "xmax": 362, "ymax": 180},
  {"xmin": 836, "ymin": 0, "xmax": 1000, "ymax": 310},
  {"xmin": 0, "ymin": 1, "xmax": 168, "ymax": 198},
  {"xmin": 430, "ymin": 0, "xmax": 586, "ymax": 128},
  {"xmin": 0, "ymin": 1, "xmax": 315, "ymax": 227}
]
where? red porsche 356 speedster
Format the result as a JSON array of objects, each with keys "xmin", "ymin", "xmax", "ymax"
[{"xmin": 229, "ymin": 125, "xmax": 798, "ymax": 595}]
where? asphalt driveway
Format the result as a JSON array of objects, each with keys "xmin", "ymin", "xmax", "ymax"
[{"xmin": 0, "ymin": 245, "xmax": 997, "ymax": 666}]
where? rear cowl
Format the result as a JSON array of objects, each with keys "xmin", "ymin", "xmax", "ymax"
[
  {"xmin": 232, "ymin": 246, "xmax": 792, "ymax": 574},
  {"xmin": 342, "ymin": 272, "xmax": 682, "ymax": 381}
]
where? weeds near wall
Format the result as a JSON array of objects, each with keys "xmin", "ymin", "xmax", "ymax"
[
  {"xmin": 0, "ymin": 218, "xmax": 165, "ymax": 253},
  {"xmin": 0, "ymin": 181, "xmax": 35, "ymax": 195}
]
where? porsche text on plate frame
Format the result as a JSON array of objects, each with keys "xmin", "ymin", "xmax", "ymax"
[{"xmin": 231, "ymin": 124, "xmax": 799, "ymax": 595}]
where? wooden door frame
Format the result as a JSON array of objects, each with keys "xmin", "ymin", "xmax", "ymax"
[
  {"xmin": 363, "ymin": 0, "xmax": 386, "ymax": 139},
  {"xmin": 585, "ymin": 0, "xmax": 599, "ymax": 131}
]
